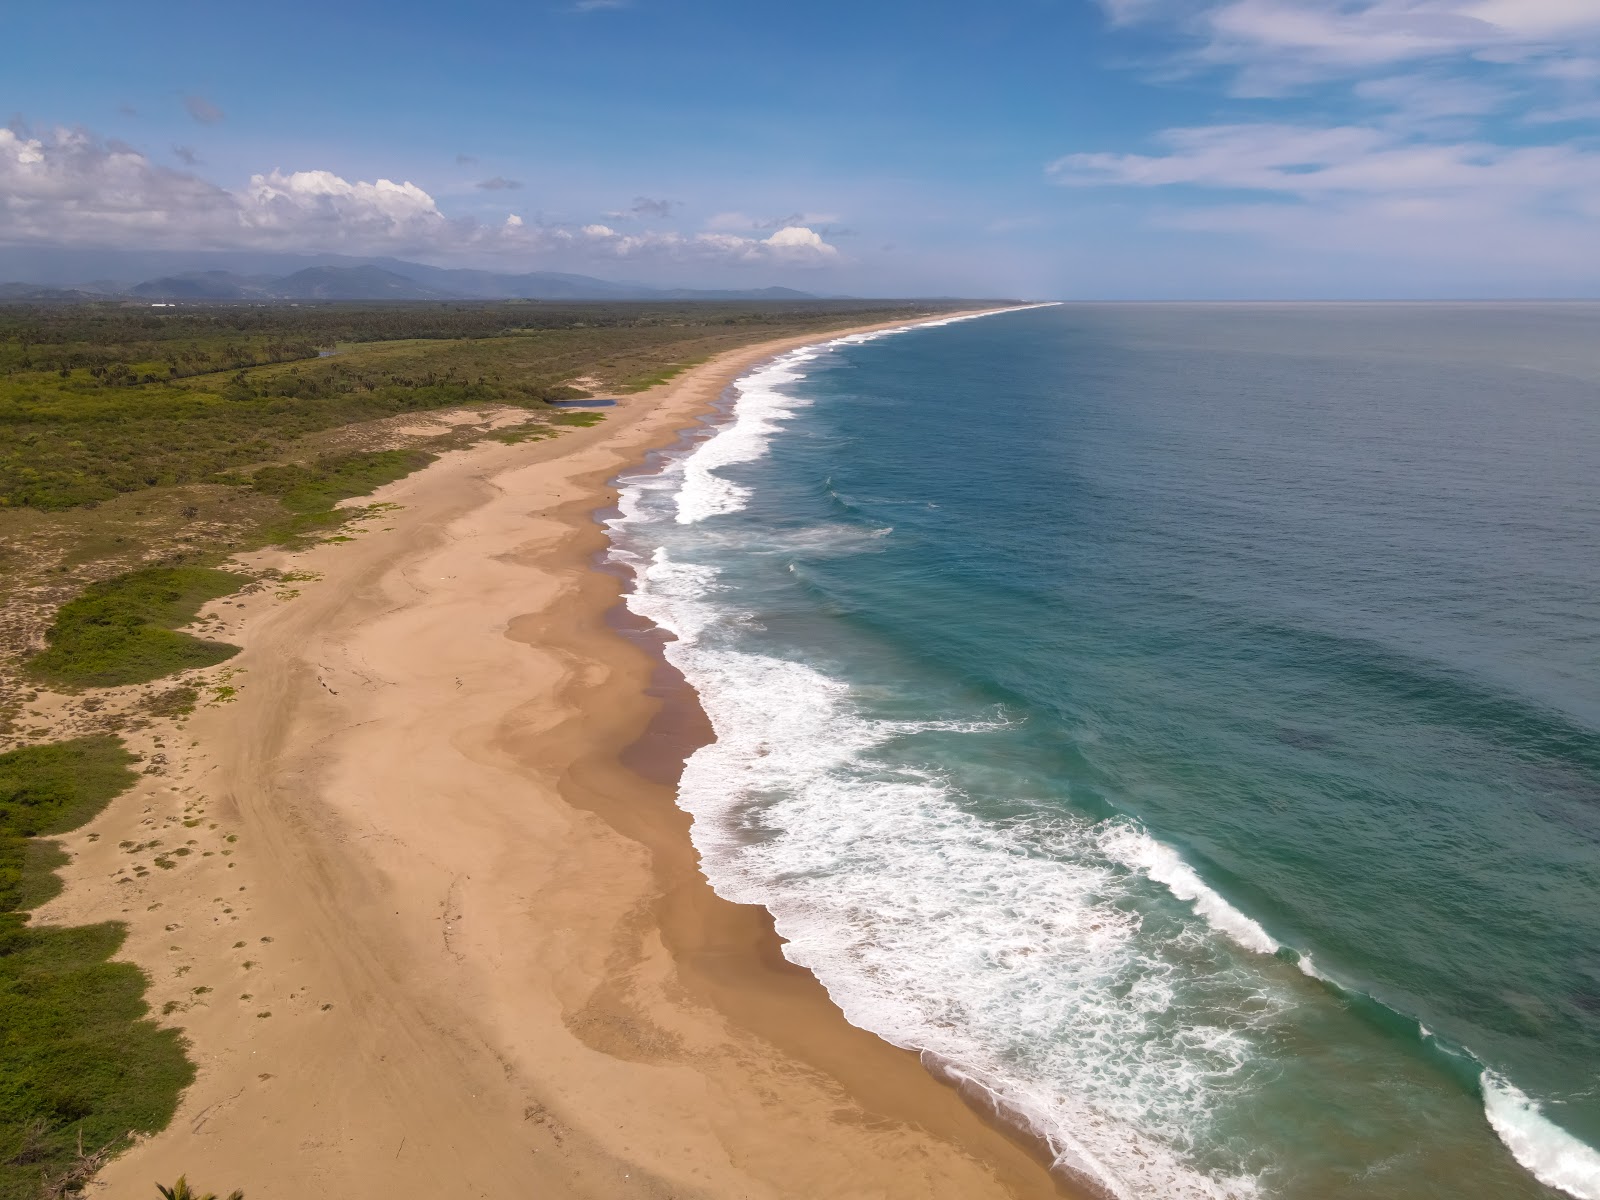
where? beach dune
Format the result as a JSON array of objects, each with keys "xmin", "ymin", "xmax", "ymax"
[{"xmin": 42, "ymin": 317, "xmax": 1067, "ymax": 1199}]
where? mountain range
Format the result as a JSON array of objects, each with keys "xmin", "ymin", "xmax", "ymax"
[{"xmin": 0, "ymin": 251, "xmax": 822, "ymax": 303}]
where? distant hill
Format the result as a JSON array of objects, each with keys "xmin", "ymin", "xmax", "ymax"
[
  {"xmin": 129, "ymin": 271, "xmax": 272, "ymax": 300},
  {"xmin": 270, "ymin": 265, "xmax": 458, "ymax": 300},
  {"xmin": 0, "ymin": 283, "xmax": 110, "ymax": 301},
  {"xmin": 0, "ymin": 250, "xmax": 824, "ymax": 303}
]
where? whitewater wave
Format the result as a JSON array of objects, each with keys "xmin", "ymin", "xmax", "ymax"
[
  {"xmin": 1484, "ymin": 1078, "xmax": 1600, "ymax": 1199},
  {"xmin": 674, "ymin": 306, "xmax": 1056, "ymax": 526},
  {"xmin": 620, "ymin": 549, "xmax": 1273, "ymax": 1200},
  {"xmin": 1098, "ymin": 824, "xmax": 1281, "ymax": 958}
]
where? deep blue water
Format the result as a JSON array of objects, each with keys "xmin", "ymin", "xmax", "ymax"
[{"xmin": 608, "ymin": 304, "xmax": 1600, "ymax": 1199}]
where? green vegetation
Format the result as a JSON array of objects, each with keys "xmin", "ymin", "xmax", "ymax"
[
  {"xmin": 157, "ymin": 1180, "xmax": 244, "ymax": 1200},
  {"xmin": 0, "ymin": 300, "xmax": 946, "ymax": 512},
  {"xmin": 248, "ymin": 448, "xmax": 434, "ymax": 515},
  {"xmin": 247, "ymin": 448, "xmax": 435, "ymax": 545},
  {"xmin": 0, "ymin": 737, "xmax": 138, "ymax": 912},
  {"xmin": 0, "ymin": 736, "xmax": 192, "ymax": 1200},
  {"xmin": 25, "ymin": 568, "xmax": 246, "ymax": 688}
]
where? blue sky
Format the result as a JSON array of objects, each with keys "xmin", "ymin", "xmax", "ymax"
[{"xmin": 5, "ymin": 0, "xmax": 1600, "ymax": 297}]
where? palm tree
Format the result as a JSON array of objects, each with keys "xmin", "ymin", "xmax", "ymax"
[{"xmin": 156, "ymin": 1178, "xmax": 243, "ymax": 1200}]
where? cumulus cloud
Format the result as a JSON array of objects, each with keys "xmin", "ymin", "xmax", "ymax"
[
  {"xmin": 0, "ymin": 125, "xmax": 841, "ymax": 269},
  {"xmin": 571, "ymin": 221, "xmax": 840, "ymax": 265},
  {"xmin": 182, "ymin": 94, "xmax": 224, "ymax": 124},
  {"xmin": 475, "ymin": 176, "xmax": 522, "ymax": 190}
]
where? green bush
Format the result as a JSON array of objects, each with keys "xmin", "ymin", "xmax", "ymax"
[{"xmin": 25, "ymin": 568, "xmax": 246, "ymax": 688}]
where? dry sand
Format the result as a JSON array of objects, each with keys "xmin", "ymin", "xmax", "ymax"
[{"xmin": 40, "ymin": 312, "xmax": 1074, "ymax": 1199}]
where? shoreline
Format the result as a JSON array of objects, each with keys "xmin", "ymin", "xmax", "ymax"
[{"xmin": 38, "ymin": 307, "xmax": 1078, "ymax": 1197}]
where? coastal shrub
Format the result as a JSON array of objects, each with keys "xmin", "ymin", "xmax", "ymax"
[
  {"xmin": 25, "ymin": 568, "xmax": 246, "ymax": 688},
  {"xmin": 0, "ymin": 735, "xmax": 192, "ymax": 1200}
]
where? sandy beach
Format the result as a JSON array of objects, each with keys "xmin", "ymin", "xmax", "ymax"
[{"xmin": 36, "ymin": 311, "xmax": 1073, "ymax": 1199}]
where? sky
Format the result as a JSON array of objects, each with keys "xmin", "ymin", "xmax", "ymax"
[{"xmin": 4, "ymin": 0, "xmax": 1600, "ymax": 298}]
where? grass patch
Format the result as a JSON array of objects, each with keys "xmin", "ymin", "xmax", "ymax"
[
  {"xmin": 0, "ymin": 734, "xmax": 189, "ymax": 1199},
  {"xmin": 0, "ymin": 736, "xmax": 139, "ymax": 912},
  {"xmin": 13, "ymin": 840, "xmax": 69, "ymax": 912},
  {"xmin": 550, "ymin": 411, "xmax": 605, "ymax": 428},
  {"xmin": 248, "ymin": 449, "xmax": 434, "ymax": 547},
  {"xmin": 618, "ymin": 358, "xmax": 704, "ymax": 391},
  {"xmin": 24, "ymin": 568, "xmax": 247, "ymax": 689},
  {"xmin": 0, "ymin": 916, "xmax": 194, "ymax": 1199},
  {"xmin": 248, "ymin": 449, "xmax": 434, "ymax": 515},
  {"xmin": 492, "ymin": 426, "xmax": 553, "ymax": 445}
]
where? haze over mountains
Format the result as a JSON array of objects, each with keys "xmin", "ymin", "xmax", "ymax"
[{"xmin": 0, "ymin": 249, "xmax": 822, "ymax": 302}]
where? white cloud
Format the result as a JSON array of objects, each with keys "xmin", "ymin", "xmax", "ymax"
[
  {"xmin": 571, "ymin": 222, "xmax": 840, "ymax": 265},
  {"xmin": 1052, "ymin": 120, "xmax": 1600, "ymax": 279},
  {"xmin": 1098, "ymin": 0, "xmax": 1600, "ymax": 105},
  {"xmin": 1353, "ymin": 73, "xmax": 1511, "ymax": 120},
  {"xmin": 1053, "ymin": 122, "xmax": 1600, "ymax": 199},
  {"xmin": 0, "ymin": 125, "xmax": 841, "ymax": 269},
  {"xmin": 1068, "ymin": 0, "xmax": 1600, "ymax": 287},
  {"xmin": 1137, "ymin": 0, "xmax": 1600, "ymax": 69}
]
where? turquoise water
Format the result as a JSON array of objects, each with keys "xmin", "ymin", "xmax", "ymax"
[{"xmin": 607, "ymin": 304, "xmax": 1600, "ymax": 1199}]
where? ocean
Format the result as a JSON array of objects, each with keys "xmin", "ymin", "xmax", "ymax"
[{"xmin": 605, "ymin": 303, "xmax": 1600, "ymax": 1199}]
